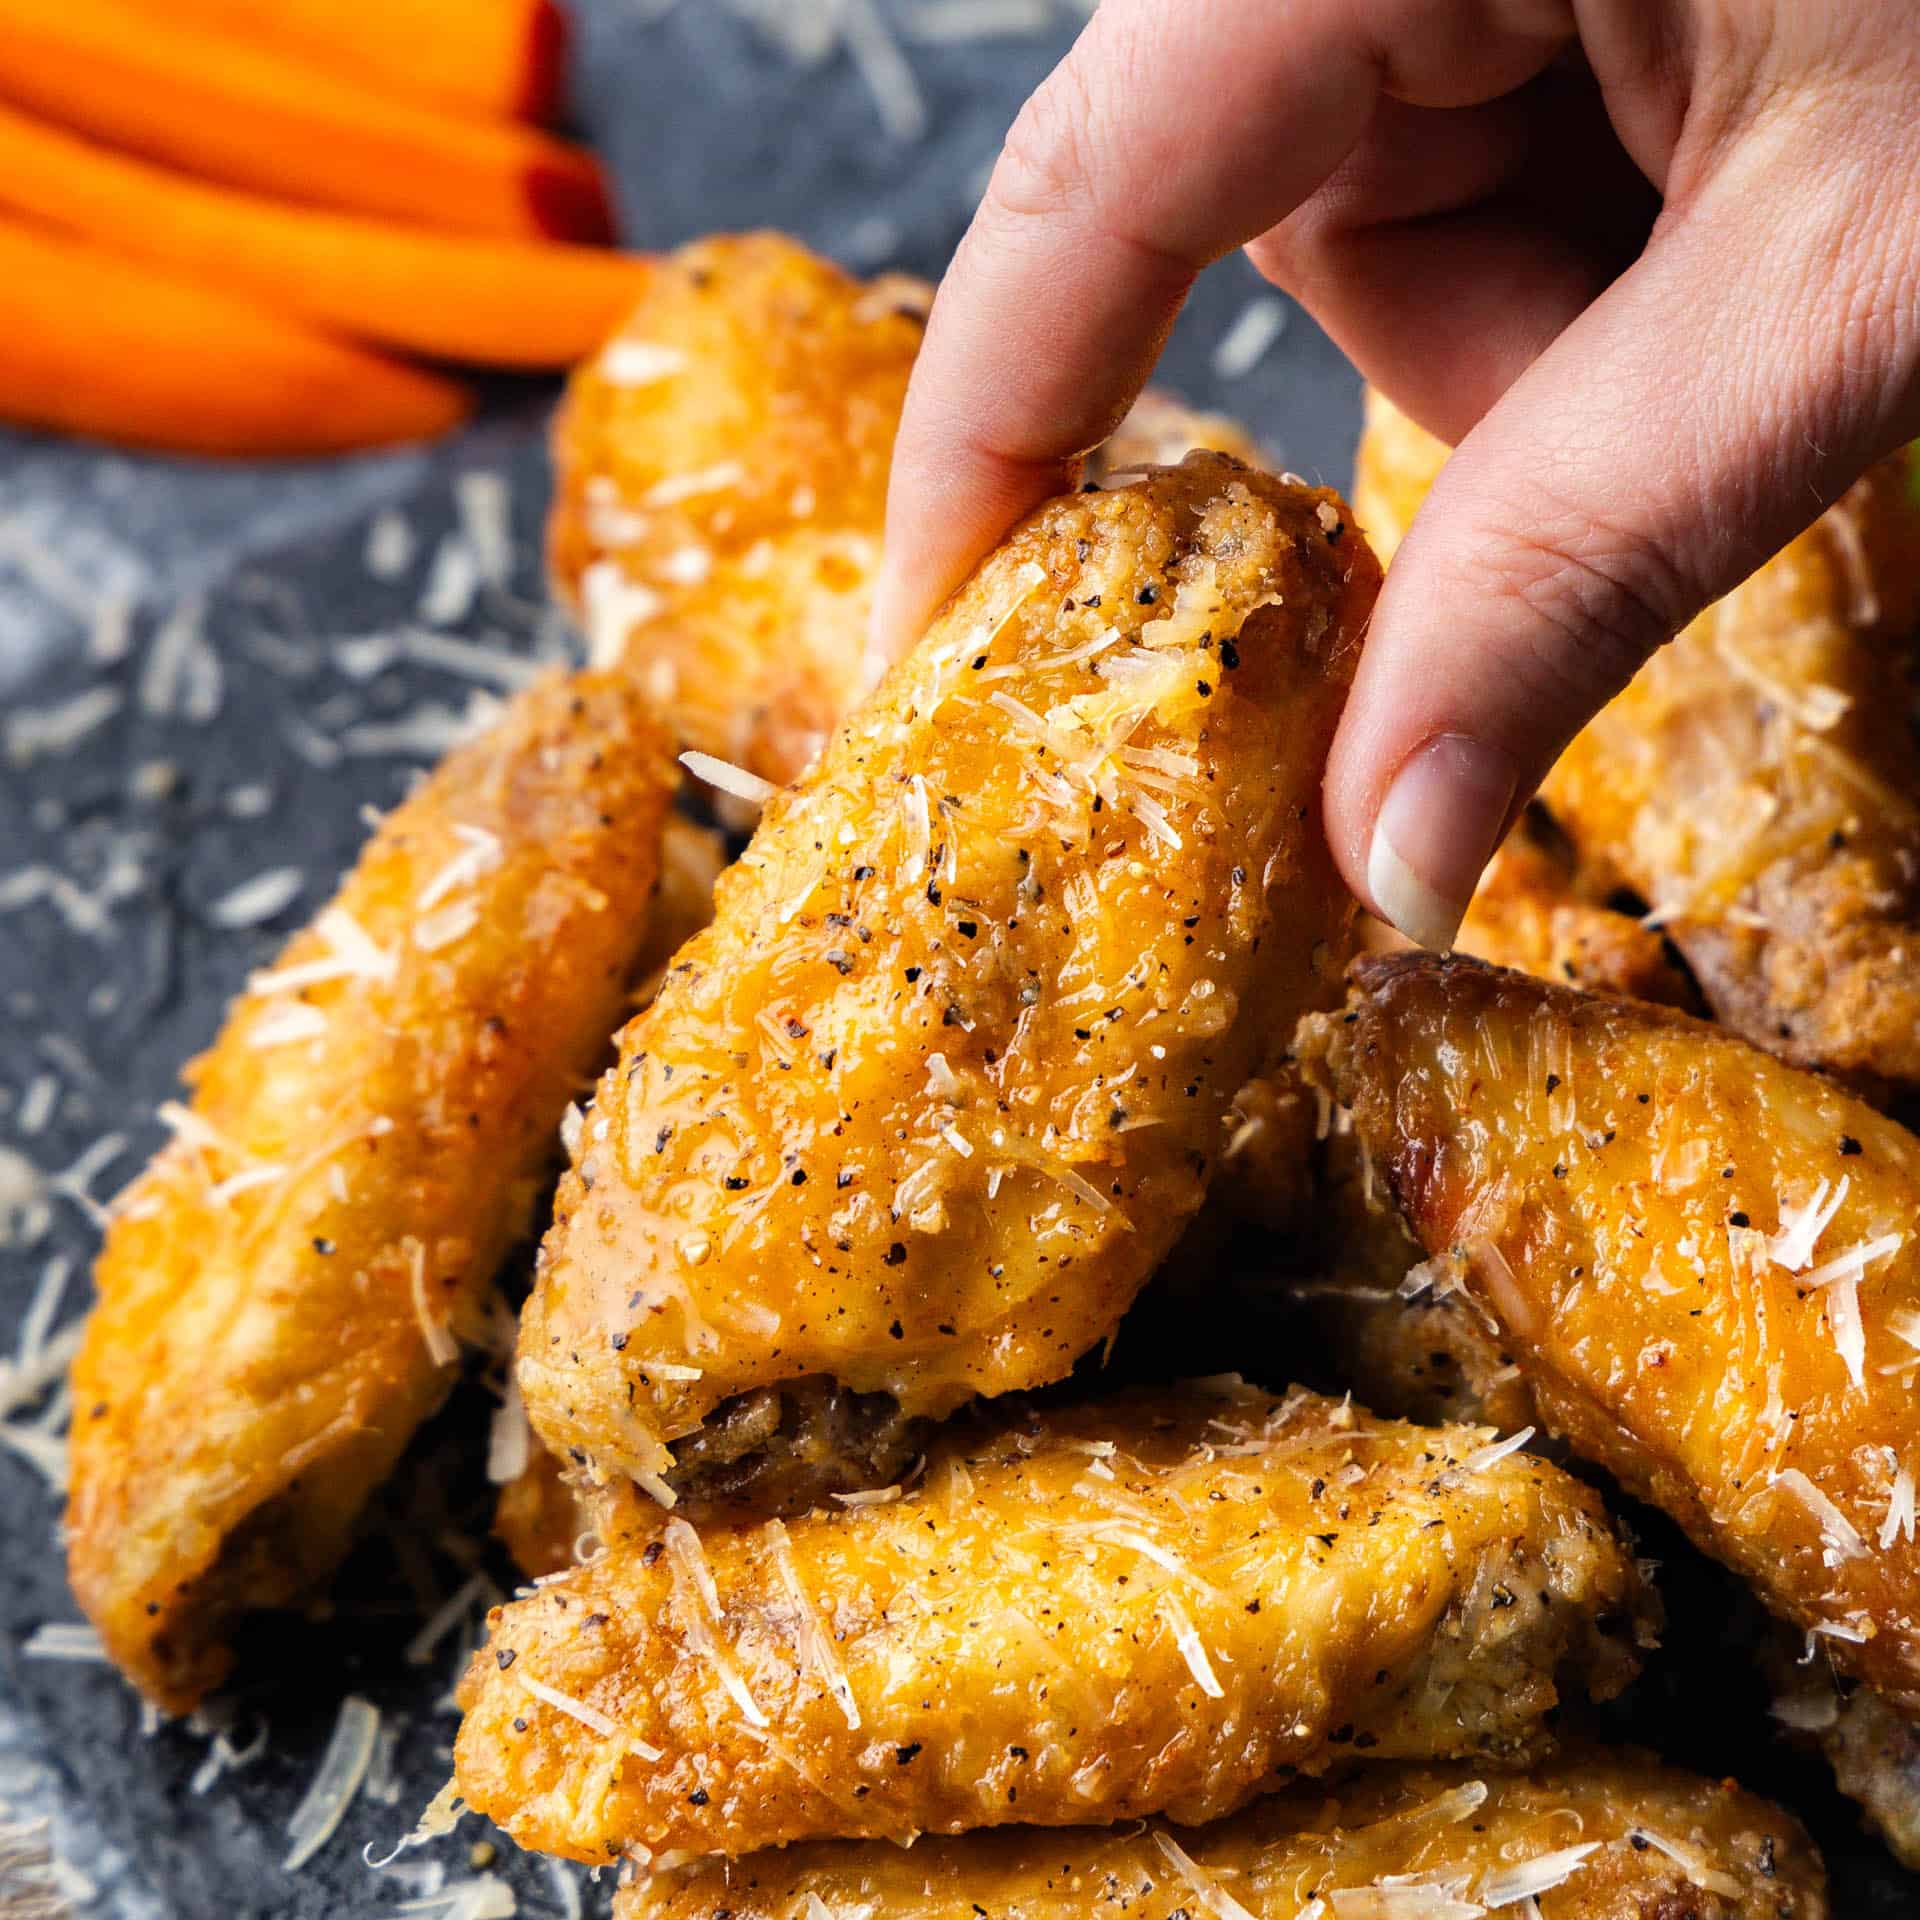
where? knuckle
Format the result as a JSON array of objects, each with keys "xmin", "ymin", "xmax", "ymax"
[
  {"xmin": 991, "ymin": 63, "xmax": 1105, "ymax": 228},
  {"xmin": 1479, "ymin": 496, "xmax": 1702, "ymax": 710}
]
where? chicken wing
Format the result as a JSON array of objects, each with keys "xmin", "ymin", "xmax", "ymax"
[
  {"xmin": 1298, "ymin": 952, "xmax": 1920, "ymax": 1707},
  {"xmin": 517, "ymin": 453, "xmax": 1378, "ymax": 1502},
  {"xmin": 549, "ymin": 228, "xmax": 1264, "ymax": 795},
  {"xmin": 1355, "ymin": 388, "xmax": 1920, "ymax": 1091},
  {"xmin": 617, "ymin": 1751, "xmax": 1824, "ymax": 1920},
  {"xmin": 68, "ymin": 670, "xmax": 678, "ymax": 1711},
  {"xmin": 549, "ymin": 232, "xmax": 923, "ymax": 790},
  {"xmin": 1770, "ymin": 1641, "xmax": 1920, "ymax": 1869},
  {"xmin": 453, "ymin": 1381, "xmax": 1651, "ymax": 1863}
]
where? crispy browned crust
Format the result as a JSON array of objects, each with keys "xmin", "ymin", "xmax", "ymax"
[
  {"xmin": 1356, "ymin": 387, "xmax": 1920, "ymax": 1090},
  {"xmin": 617, "ymin": 1750, "xmax": 1824, "ymax": 1919},
  {"xmin": 455, "ymin": 1382, "xmax": 1650, "ymax": 1862},
  {"xmin": 1456, "ymin": 811, "xmax": 1700, "ymax": 1012},
  {"xmin": 67, "ymin": 671, "xmax": 677, "ymax": 1711},
  {"xmin": 517, "ymin": 453, "xmax": 1379, "ymax": 1488},
  {"xmin": 1299, "ymin": 951, "xmax": 1920, "ymax": 1708},
  {"xmin": 548, "ymin": 231, "xmax": 923, "ymax": 788}
]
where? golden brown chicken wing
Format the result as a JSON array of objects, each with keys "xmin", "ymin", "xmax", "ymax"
[
  {"xmin": 550, "ymin": 227, "xmax": 1267, "ymax": 796},
  {"xmin": 454, "ymin": 1381, "xmax": 1651, "ymax": 1863},
  {"xmin": 548, "ymin": 232, "xmax": 922, "ymax": 790},
  {"xmin": 616, "ymin": 1750, "xmax": 1824, "ymax": 1920},
  {"xmin": 68, "ymin": 670, "xmax": 678, "ymax": 1711},
  {"xmin": 1355, "ymin": 389, "xmax": 1920, "ymax": 1091},
  {"xmin": 1455, "ymin": 807, "xmax": 1699, "ymax": 1012},
  {"xmin": 516, "ymin": 453, "xmax": 1378, "ymax": 1502},
  {"xmin": 1298, "ymin": 952, "xmax": 1920, "ymax": 1709}
]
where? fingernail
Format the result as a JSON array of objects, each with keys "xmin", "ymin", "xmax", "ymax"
[{"xmin": 1366, "ymin": 734, "xmax": 1516, "ymax": 951}]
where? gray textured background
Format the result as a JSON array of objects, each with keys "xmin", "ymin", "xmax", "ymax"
[{"xmin": 0, "ymin": 2, "xmax": 1906, "ymax": 1914}]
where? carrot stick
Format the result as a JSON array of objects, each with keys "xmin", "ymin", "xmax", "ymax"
[
  {"xmin": 159, "ymin": 0, "xmax": 568, "ymax": 123},
  {"xmin": 0, "ymin": 217, "xmax": 471, "ymax": 457},
  {"xmin": 0, "ymin": 106, "xmax": 650, "ymax": 370},
  {"xmin": 0, "ymin": 0, "xmax": 610, "ymax": 243}
]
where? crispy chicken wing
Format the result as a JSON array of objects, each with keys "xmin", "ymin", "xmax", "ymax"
[
  {"xmin": 68, "ymin": 670, "xmax": 678, "ymax": 1711},
  {"xmin": 1355, "ymin": 389, "xmax": 1920, "ymax": 1090},
  {"xmin": 549, "ymin": 232, "xmax": 923, "ymax": 789},
  {"xmin": 1455, "ymin": 808, "xmax": 1700, "ymax": 1012},
  {"xmin": 550, "ymin": 229, "xmax": 1264, "ymax": 794},
  {"xmin": 1298, "ymin": 953, "xmax": 1920, "ymax": 1708},
  {"xmin": 617, "ymin": 1751, "xmax": 1823, "ymax": 1920},
  {"xmin": 454, "ymin": 1381, "xmax": 1651, "ymax": 1863},
  {"xmin": 517, "ymin": 454, "xmax": 1378, "ymax": 1501}
]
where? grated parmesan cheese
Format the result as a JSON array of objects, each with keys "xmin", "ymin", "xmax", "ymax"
[
  {"xmin": 1882, "ymin": 1466, "xmax": 1916, "ymax": 1550},
  {"xmin": 1478, "ymin": 1843, "xmax": 1598, "ymax": 1907},
  {"xmin": 1770, "ymin": 1468, "xmax": 1865, "ymax": 1561},
  {"xmin": 1453, "ymin": 1427, "xmax": 1536, "ymax": 1476},
  {"xmin": 1211, "ymin": 296, "xmax": 1287, "ymax": 381},
  {"xmin": 21, "ymin": 1621, "xmax": 105, "ymax": 1661},
  {"xmin": 766, "ymin": 1518, "xmax": 861, "ymax": 1729},
  {"xmin": 395, "ymin": 1874, "xmax": 518, "ymax": 1919},
  {"xmin": 366, "ymin": 508, "xmax": 414, "ymax": 580},
  {"xmin": 663, "ymin": 1518, "xmax": 768, "ymax": 1727},
  {"xmin": 1159, "ymin": 1593, "xmax": 1224, "ymax": 1698},
  {"xmin": 1628, "ymin": 1829, "xmax": 1745, "ymax": 1899},
  {"xmin": 1769, "ymin": 1176, "xmax": 1849, "ymax": 1271},
  {"xmin": 408, "ymin": 1238, "xmax": 460, "ymax": 1368},
  {"xmin": 207, "ymin": 866, "xmax": 304, "ymax": 930},
  {"xmin": 284, "ymin": 1695, "xmax": 380, "ymax": 1871},
  {"xmin": 455, "ymin": 472, "xmax": 514, "ymax": 589},
  {"xmin": 420, "ymin": 537, "xmax": 481, "ymax": 626},
  {"xmin": 643, "ymin": 463, "xmax": 748, "ymax": 509},
  {"xmin": 1151, "ymin": 1833, "xmax": 1259, "ymax": 1920},
  {"xmin": 680, "ymin": 749, "xmax": 777, "ymax": 808},
  {"xmin": 487, "ymin": 1376, "xmax": 532, "ymax": 1485},
  {"xmin": 601, "ymin": 341, "xmax": 689, "ymax": 386}
]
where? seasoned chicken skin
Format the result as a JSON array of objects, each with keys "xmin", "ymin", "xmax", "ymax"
[
  {"xmin": 518, "ymin": 454, "xmax": 1378, "ymax": 1494},
  {"xmin": 551, "ymin": 228, "xmax": 1265, "ymax": 794},
  {"xmin": 454, "ymin": 1382, "xmax": 1651, "ymax": 1863},
  {"xmin": 1356, "ymin": 388, "xmax": 1920, "ymax": 1089},
  {"xmin": 550, "ymin": 232, "xmax": 923, "ymax": 789},
  {"xmin": 68, "ymin": 671, "xmax": 677, "ymax": 1711},
  {"xmin": 1299, "ymin": 953, "xmax": 1920, "ymax": 1708},
  {"xmin": 617, "ymin": 1751, "xmax": 1824, "ymax": 1920}
]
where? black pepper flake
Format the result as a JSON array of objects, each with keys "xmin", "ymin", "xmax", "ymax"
[
  {"xmin": 654, "ymin": 1126, "xmax": 673, "ymax": 1154},
  {"xmin": 926, "ymin": 883, "xmax": 942, "ymax": 904},
  {"xmin": 312, "ymin": 1236, "xmax": 335, "ymax": 1255},
  {"xmin": 1195, "ymin": 679, "xmax": 1212, "ymax": 697},
  {"xmin": 791, "ymin": 1169, "xmax": 808, "ymax": 1186},
  {"xmin": 689, "ymin": 1788, "xmax": 710, "ymax": 1807},
  {"xmin": 512, "ymin": 1717, "xmax": 527, "ymax": 1733},
  {"xmin": 889, "ymin": 1319, "xmax": 904, "ymax": 1339},
  {"xmin": 642, "ymin": 1540, "xmax": 664, "ymax": 1565},
  {"xmin": 904, "ymin": 965, "xmax": 922, "ymax": 983},
  {"xmin": 853, "ymin": 865, "xmax": 875, "ymax": 881},
  {"xmin": 496, "ymin": 1648, "xmax": 517, "ymax": 1669},
  {"xmin": 825, "ymin": 949, "xmax": 855, "ymax": 975},
  {"xmin": 884, "ymin": 1242, "xmax": 907, "ymax": 1266},
  {"xmin": 610, "ymin": 1331, "xmax": 629, "ymax": 1351},
  {"xmin": 1841, "ymin": 1135, "xmax": 1863, "ymax": 1155},
  {"xmin": 1135, "ymin": 584, "xmax": 1157, "ymax": 605},
  {"xmin": 956, "ymin": 920, "xmax": 978, "ymax": 938},
  {"xmin": 1729, "ymin": 1211, "xmax": 1750, "ymax": 1228},
  {"xmin": 724, "ymin": 1175, "xmax": 750, "ymax": 1190},
  {"xmin": 1219, "ymin": 638, "xmax": 1240, "ymax": 670},
  {"xmin": 1545, "ymin": 1073, "xmax": 1560, "ymax": 1094},
  {"xmin": 896, "ymin": 1743, "xmax": 922, "ymax": 1764}
]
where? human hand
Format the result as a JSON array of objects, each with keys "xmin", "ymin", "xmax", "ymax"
[{"xmin": 871, "ymin": 0, "xmax": 1920, "ymax": 949}]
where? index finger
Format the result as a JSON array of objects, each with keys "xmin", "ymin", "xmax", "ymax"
[{"xmin": 871, "ymin": 0, "xmax": 1577, "ymax": 661}]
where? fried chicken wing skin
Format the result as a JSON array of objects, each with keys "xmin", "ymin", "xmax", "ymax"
[
  {"xmin": 454, "ymin": 1382, "xmax": 1650, "ymax": 1863},
  {"xmin": 1356, "ymin": 388, "xmax": 1920, "ymax": 1089},
  {"xmin": 1455, "ymin": 810, "xmax": 1700, "ymax": 1012},
  {"xmin": 68, "ymin": 670, "xmax": 678, "ymax": 1712},
  {"xmin": 617, "ymin": 1752, "xmax": 1824, "ymax": 1920},
  {"xmin": 517, "ymin": 454, "xmax": 1378, "ymax": 1493},
  {"xmin": 1297, "ymin": 952, "xmax": 1920, "ymax": 1707},
  {"xmin": 549, "ymin": 232, "xmax": 924, "ymax": 788}
]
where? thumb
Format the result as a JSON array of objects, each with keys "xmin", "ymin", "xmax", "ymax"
[{"xmin": 1327, "ymin": 91, "xmax": 1920, "ymax": 950}]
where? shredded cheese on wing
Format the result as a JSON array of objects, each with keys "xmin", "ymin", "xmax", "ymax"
[
  {"xmin": 1158, "ymin": 1593, "xmax": 1224, "ymax": 1698},
  {"xmin": 663, "ymin": 1519, "xmax": 769, "ymax": 1728},
  {"xmin": 765, "ymin": 1518, "xmax": 860, "ymax": 1729},
  {"xmin": 1151, "ymin": 1832, "xmax": 1259, "ymax": 1920}
]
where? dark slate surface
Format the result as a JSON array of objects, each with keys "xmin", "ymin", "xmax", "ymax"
[{"xmin": 0, "ymin": 2, "xmax": 1909, "ymax": 1913}]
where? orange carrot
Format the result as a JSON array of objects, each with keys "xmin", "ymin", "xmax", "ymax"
[
  {"xmin": 0, "ymin": 217, "xmax": 471, "ymax": 457},
  {"xmin": 0, "ymin": 0, "xmax": 610, "ymax": 243},
  {"xmin": 159, "ymin": 0, "xmax": 569, "ymax": 123},
  {"xmin": 0, "ymin": 106, "xmax": 651, "ymax": 370}
]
